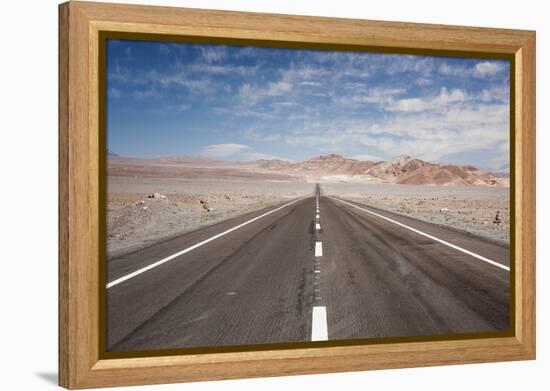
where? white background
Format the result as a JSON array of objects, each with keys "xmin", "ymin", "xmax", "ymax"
[{"xmin": 0, "ymin": 0, "xmax": 546, "ymax": 389}]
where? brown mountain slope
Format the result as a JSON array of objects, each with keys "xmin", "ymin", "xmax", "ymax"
[
  {"xmin": 108, "ymin": 152, "xmax": 507, "ymax": 186},
  {"xmin": 365, "ymin": 155, "xmax": 503, "ymax": 186},
  {"xmin": 285, "ymin": 154, "xmax": 376, "ymax": 174},
  {"xmin": 277, "ymin": 154, "xmax": 506, "ymax": 186},
  {"xmin": 365, "ymin": 155, "xmax": 433, "ymax": 181}
]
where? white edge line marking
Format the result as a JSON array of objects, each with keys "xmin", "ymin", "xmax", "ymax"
[
  {"xmin": 315, "ymin": 241, "xmax": 323, "ymax": 257},
  {"xmin": 311, "ymin": 306, "xmax": 328, "ymax": 341},
  {"xmin": 107, "ymin": 198, "xmax": 303, "ymax": 289},
  {"xmin": 330, "ymin": 197, "xmax": 509, "ymax": 272},
  {"xmin": 315, "ymin": 223, "xmax": 321, "ymax": 230},
  {"xmin": 315, "ymin": 214, "xmax": 320, "ymax": 219}
]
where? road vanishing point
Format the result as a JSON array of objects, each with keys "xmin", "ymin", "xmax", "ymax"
[{"xmin": 106, "ymin": 184, "xmax": 510, "ymax": 352}]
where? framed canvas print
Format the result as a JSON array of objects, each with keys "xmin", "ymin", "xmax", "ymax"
[{"xmin": 58, "ymin": 1, "xmax": 536, "ymax": 389}]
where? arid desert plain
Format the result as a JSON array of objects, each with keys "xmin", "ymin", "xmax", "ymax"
[{"xmin": 107, "ymin": 153, "xmax": 509, "ymax": 258}]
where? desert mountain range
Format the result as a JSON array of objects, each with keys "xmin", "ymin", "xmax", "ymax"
[{"xmin": 109, "ymin": 153, "xmax": 508, "ymax": 187}]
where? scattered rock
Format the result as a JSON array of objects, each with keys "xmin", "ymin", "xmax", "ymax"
[
  {"xmin": 440, "ymin": 207, "xmax": 449, "ymax": 212},
  {"xmin": 224, "ymin": 194, "xmax": 232, "ymax": 200},
  {"xmin": 493, "ymin": 211, "xmax": 501, "ymax": 225},
  {"xmin": 200, "ymin": 199, "xmax": 211, "ymax": 211},
  {"xmin": 148, "ymin": 192, "xmax": 167, "ymax": 199},
  {"xmin": 142, "ymin": 206, "xmax": 148, "ymax": 210}
]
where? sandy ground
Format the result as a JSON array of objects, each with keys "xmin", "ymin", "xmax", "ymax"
[
  {"xmin": 107, "ymin": 157, "xmax": 509, "ymax": 258},
  {"xmin": 322, "ymin": 183, "xmax": 509, "ymax": 246},
  {"xmin": 107, "ymin": 176, "xmax": 313, "ymax": 257}
]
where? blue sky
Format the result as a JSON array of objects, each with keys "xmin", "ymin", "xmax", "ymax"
[{"xmin": 107, "ymin": 39, "xmax": 510, "ymax": 171}]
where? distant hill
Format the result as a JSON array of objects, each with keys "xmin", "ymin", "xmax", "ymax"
[
  {"xmin": 254, "ymin": 159, "xmax": 292, "ymax": 170},
  {"xmin": 285, "ymin": 154, "xmax": 376, "ymax": 175},
  {"xmin": 360, "ymin": 155, "xmax": 503, "ymax": 186},
  {"xmin": 107, "ymin": 152, "xmax": 508, "ymax": 187},
  {"xmin": 155, "ymin": 155, "xmax": 223, "ymax": 165},
  {"xmin": 270, "ymin": 154, "xmax": 507, "ymax": 186}
]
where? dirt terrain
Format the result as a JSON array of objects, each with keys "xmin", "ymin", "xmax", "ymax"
[
  {"xmin": 109, "ymin": 153, "xmax": 509, "ymax": 186},
  {"xmin": 107, "ymin": 175, "xmax": 313, "ymax": 257},
  {"xmin": 107, "ymin": 154, "xmax": 509, "ymax": 257},
  {"xmin": 322, "ymin": 182, "xmax": 509, "ymax": 245}
]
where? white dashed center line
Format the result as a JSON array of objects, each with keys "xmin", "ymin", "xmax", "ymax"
[
  {"xmin": 311, "ymin": 306, "xmax": 328, "ymax": 341},
  {"xmin": 315, "ymin": 241, "xmax": 323, "ymax": 257},
  {"xmin": 312, "ymin": 189, "xmax": 328, "ymax": 342}
]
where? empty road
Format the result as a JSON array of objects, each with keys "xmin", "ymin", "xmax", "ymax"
[{"xmin": 106, "ymin": 185, "xmax": 510, "ymax": 352}]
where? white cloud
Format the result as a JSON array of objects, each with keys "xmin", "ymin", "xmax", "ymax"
[
  {"xmin": 233, "ymin": 46, "xmax": 262, "ymax": 58},
  {"xmin": 267, "ymin": 81, "xmax": 292, "ymax": 96},
  {"xmin": 439, "ymin": 61, "xmax": 507, "ymax": 78},
  {"xmin": 108, "ymin": 42, "xmax": 509, "ymax": 169},
  {"xmin": 280, "ymin": 65, "xmax": 329, "ymax": 83},
  {"xmin": 188, "ymin": 63, "xmax": 258, "ymax": 77},
  {"xmin": 108, "ymin": 87, "xmax": 121, "ymax": 98},
  {"xmin": 130, "ymin": 87, "xmax": 161, "ymax": 100},
  {"xmin": 415, "ymin": 77, "xmax": 432, "ymax": 86},
  {"xmin": 333, "ymin": 87, "xmax": 406, "ymax": 108},
  {"xmin": 357, "ymin": 103, "xmax": 509, "ymax": 163},
  {"xmin": 438, "ymin": 63, "xmax": 467, "ymax": 76},
  {"xmin": 158, "ymin": 44, "xmax": 170, "ymax": 55},
  {"xmin": 107, "ymin": 62, "xmax": 129, "ymax": 83},
  {"xmin": 168, "ymin": 104, "xmax": 191, "ymax": 112},
  {"xmin": 200, "ymin": 46, "xmax": 227, "ymax": 63},
  {"xmin": 384, "ymin": 56, "xmax": 434, "ymax": 76},
  {"xmin": 148, "ymin": 69, "xmax": 213, "ymax": 93},
  {"xmin": 237, "ymin": 81, "xmax": 292, "ymax": 105},
  {"xmin": 474, "ymin": 62, "xmax": 506, "ymax": 77},
  {"xmin": 478, "ymin": 85, "xmax": 509, "ymax": 102},
  {"xmin": 274, "ymin": 96, "xmax": 508, "ymax": 168},
  {"xmin": 238, "ymin": 83, "xmax": 256, "ymax": 102},
  {"xmin": 385, "ymin": 87, "xmax": 467, "ymax": 112},
  {"xmin": 272, "ymin": 101, "xmax": 297, "ymax": 108},
  {"xmin": 301, "ymin": 81, "xmax": 322, "ymax": 87},
  {"xmin": 242, "ymin": 128, "xmax": 281, "ymax": 141},
  {"xmin": 202, "ymin": 143, "xmax": 250, "ymax": 158},
  {"xmin": 284, "ymin": 133, "xmax": 348, "ymax": 146}
]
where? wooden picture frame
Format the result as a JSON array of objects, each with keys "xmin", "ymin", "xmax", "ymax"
[{"xmin": 59, "ymin": 1, "xmax": 536, "ymax": 389}]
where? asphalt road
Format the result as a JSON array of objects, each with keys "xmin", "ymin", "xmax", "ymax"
[{"xmin": 106, "ymin": 185, "xmax": 510, "ymax": 352}]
